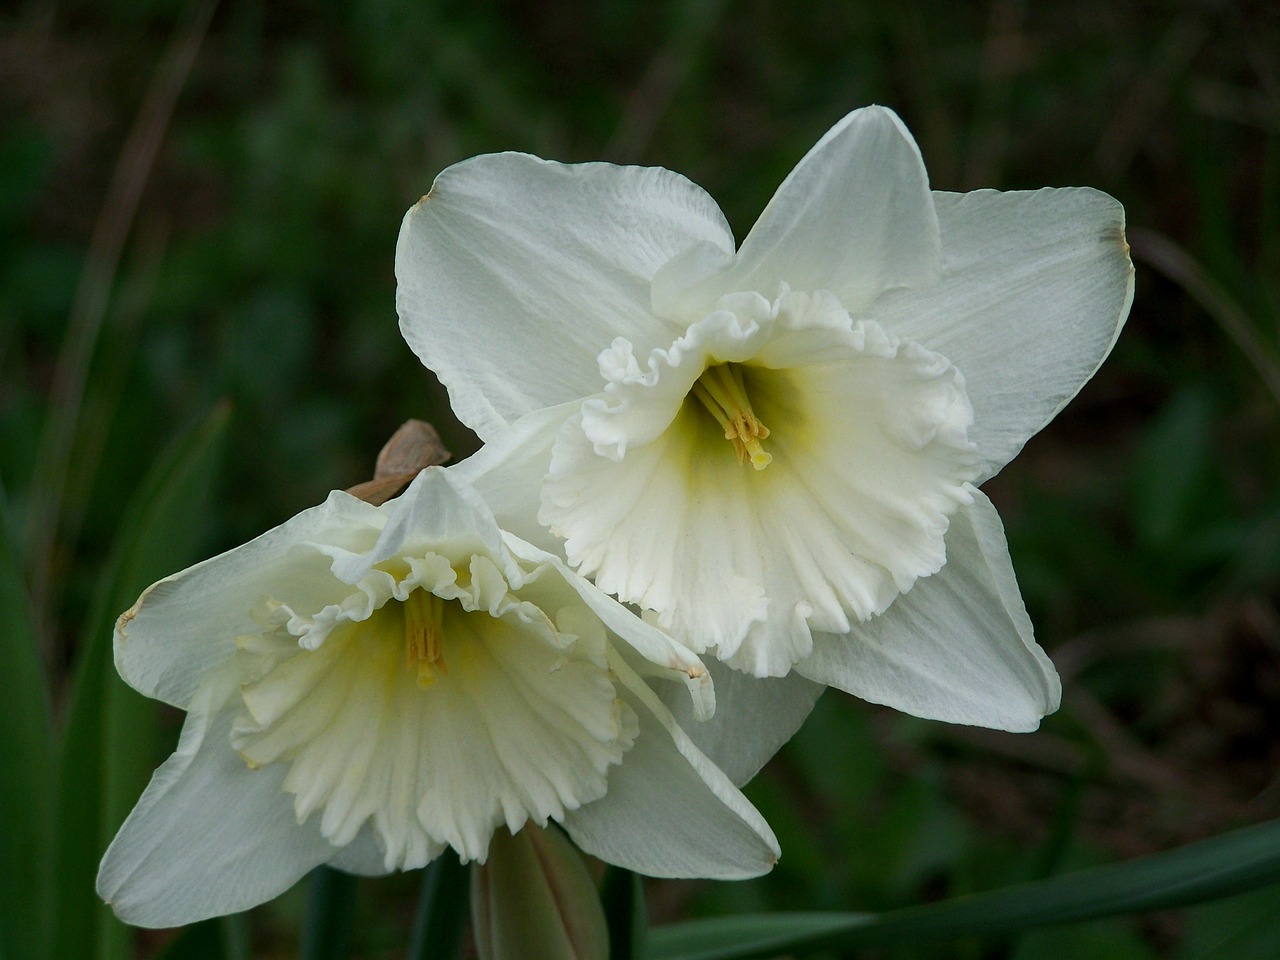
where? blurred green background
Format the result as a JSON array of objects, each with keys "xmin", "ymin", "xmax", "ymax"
[{"xmin": 3, "ymin": 0, "xmax": 1279, "ymax": 957}]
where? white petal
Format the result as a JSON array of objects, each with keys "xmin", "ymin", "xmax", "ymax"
[
  {"xmin": 863, "ymin": 187, "xmax": 1135, "ymax": 480},
  {"xmin": 798, "ymin": 488, "xmax": 1061, "ymax": 731},
  {"xmin": 327, "ymin": 826, "xmax": 393, "ymax": 877},
  {"xmin": 336, "ymin": 467, "xmax": 513, "ymax": 586},
  {"xmin": 97, "ymin": 677, "xmax": 338, "ymax": 928},
  {"xmin": 662, "ymin": 106, "xmax": 940, "ymax": 318},
  {"xmin": 114, "ymin": 492, "xmax": 384, "ymax": 709},
  {"xmin": 658, "ymin": 658, "xmax": 823, "ymax": 786},
  {"xmin": 561, "ymin": 653, "xmax": 779, "ymax": 878},
  {"xmin": 502, "ymin": 532, "xmax": 716, "ymax": 721},
  {"xmin": 450, "ymin": 403, "xmax": 577, "ymax": 555},
  {"xmin": 396, "ymin": 153, "xmax": 734, "ymax": 440}
]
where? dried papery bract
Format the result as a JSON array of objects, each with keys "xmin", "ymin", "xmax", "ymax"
[{"xmin": 346, "ymin": 419, "xmax": 451, "ymax": 505}]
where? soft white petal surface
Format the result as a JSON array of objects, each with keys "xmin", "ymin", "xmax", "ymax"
[
  {"xmin": 97, "ymin": 676, "xmax": 339, "ymax": 928},
  {"xmin": 798, "ymin": 488, "xmax": 1060, "ymax": 731},
  {"xmin": 327, "ymin": 826, "xmax": 392, "ymax": 877},
  {"xmin": 451, "ymin": 402, "xmax": 577, "ymax": 554},
  {"xmin": 657, "ymin": 106, "xmax": 940, "ymax": 320},
  {"xmin": 562, "ymin": 652, "xmax": 780, "ymax": 878},
  {"xmin": 658, "ymin": 657, "xmax": 823, "ymax": 786},
  {"xmin": 396, "ymin": 153, "xmax": 734, "ymax": 440},
  {"xmin": 114, "ymin": 492, "xmax": 383, "ymax": 709},
  {"xmin": 863, "ymin": 187, "xmax": 1134, "ymax": 480}
]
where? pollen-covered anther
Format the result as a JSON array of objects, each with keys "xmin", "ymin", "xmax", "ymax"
[
  {"xmin": 691, "ymin": 363, "xmax": 772, "ymax": 469},
  {"xmin": 403, "ymin": 589, "xmax": 447, "ymax": 687}
]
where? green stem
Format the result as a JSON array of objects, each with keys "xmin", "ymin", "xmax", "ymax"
[
  {"xmin": 300, "ymin": 866, "xmax": 357, "ymax": 960},
  {"xmin": 409, "ymin": 851, "xmax": 469, "ymax": 960}
]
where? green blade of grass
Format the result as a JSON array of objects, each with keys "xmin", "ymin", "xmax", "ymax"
[
  {"xmin": 51, "ymin": 402, "xmax": 230, "ymax": 960},
  {"xmin": 601, "ymin": 867, "xmax": 648, "ymax": 960},
  {"xmin": 0, "ymin": 483, "xmax": 55, "ymax": 960},
  {"xmin": 645, "ymin": 816, "xmax": 1280, "ymax": 960}
]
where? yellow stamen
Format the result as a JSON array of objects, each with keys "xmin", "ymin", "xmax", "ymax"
[
  {"xmin": 690, "ymin": 364, "xmax": 772, "ymax": 469},
  {"xmin": 403, "ymin": 590, "xmax": 447, "ymax": 687}
]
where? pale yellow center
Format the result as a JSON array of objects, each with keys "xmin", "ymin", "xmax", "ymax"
[
  {"xmin": 690, "ymin": 363, "xmax": 772, "ymax": 469},
  {"xmin": 402, "ymin": 590, "xmax": 447, "ymax": 687}
]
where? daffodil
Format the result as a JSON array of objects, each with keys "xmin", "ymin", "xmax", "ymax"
[
  {"xmin": 395, "ymin": 105, "xmax": 1134, "ymax": 738},
  {"xmin": 97, "ymin": 468, "xmax": 778, "ymax": 928}
]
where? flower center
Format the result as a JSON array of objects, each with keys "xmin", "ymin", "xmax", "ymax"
[
  {"xmin": 690, "ymin": 363, "xmax": 772, "ymax": 470},
  {"xmin": 402, "ymin": 589, "xmax": 447, "ymax": 687}
]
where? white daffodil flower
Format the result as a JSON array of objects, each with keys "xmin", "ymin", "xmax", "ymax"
[
  {"xmin": 97, "ymin": 468, "xmax": 778, "ymax": 928},
  {"xmin": 395, "ymin": 105, "xmax": 1134, "ymax": 745}
]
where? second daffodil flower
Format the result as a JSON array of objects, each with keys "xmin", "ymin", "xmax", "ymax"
[
  {"xmin": 396, "ymin": 105, "xmax": 1135, "ymax": 734},
  {"xmin": 97, "ymin": 468, "xmax": 778, "ymax": 928}
]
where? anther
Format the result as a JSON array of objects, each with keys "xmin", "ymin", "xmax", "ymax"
[
  {"xmin": 690, "ymin": 364, "xmax": 772, "ymax": 469},
  {"xmin": 403, "ymin": 590, "xmax": 447, "ymax": 687}
]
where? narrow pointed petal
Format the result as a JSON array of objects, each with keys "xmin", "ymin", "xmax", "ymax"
[
  {"xmin": 864, "ymin": 187, "xmax": 1135, "ymax": 480},
  {"xmin": 396, "ymin": 153, "xmax": 735, "ymax": 440},
  {"xmin": 663, "ymin": 106, "xmax": 940, "ymax": 319},
  {"xmin": 798, "ymin": 488, "xmax": 1060, "ymax": 732},
  {"xmin": 561, "ymin": 655, "xmax": 780, "ymax": 879},
  {"xmin": 114, "ymin": 492, "xmax": 383, "ymax": 709},
  {"xmin": 659, "ymin": 658, "xmax": 823, "ymax": 786},
  {"xmin": 97, "ymin": 681, "xmax": 338, "ymax": 928}
]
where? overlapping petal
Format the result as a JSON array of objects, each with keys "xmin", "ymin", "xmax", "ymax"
[
  {"xmin": 396, "ymin": 153, "xmax": 734, "ymax": 440},
  {"xmin": 562, "ymin": 652, "xmax": 780, "ymax": 878},
  {"xmin": 97, "ymin": 677, "xmax": 339, "ymax": 927},
  {"xmin": 658, "ymin": 658, "xmax": 823, "ymax": 787},
  {"xmin": 864, "ymin": 187, "xmax": 1134, "ymax": 480},
  {"xmin": 798, "ymin": 488, "xmax": 1060, "ymax": 731},
  {"xmin": 655, "ymin": 106, "xmax": 941, "ymax": 321},
  {"xmin": 113, "ymin": 493, "xmax": 383, "ymax": 710}
]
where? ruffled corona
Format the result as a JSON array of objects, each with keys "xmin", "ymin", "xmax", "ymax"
[
  {"xmin": 542, "ymin": 286, "xmax": 980, "ymax": 677},
  {"xmin": 230, "ymin": 546, "xmax": 638, "ymax": 868}
]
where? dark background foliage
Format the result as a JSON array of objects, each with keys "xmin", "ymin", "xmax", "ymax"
[{"xmin": 3, "ymin": 0, "xmax": 1279, "ymax": 956}]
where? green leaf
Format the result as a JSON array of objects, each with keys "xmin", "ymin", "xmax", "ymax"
[
  {"xmin": 300, "ymin": 866, "xmax": 357, "ymax": 960},
  {"xmin": 1179, "ymin": 884, "xmax": 1280, "ymax": 960},
  {"xmin": 51, "ymin": 403, "xmax": 231, "ymax": 960},
  {"xmin": 0, "ymin": 483, "xmax": 55, "ymax": 960},
  {"xmin": 409, "ymin": 852, "xmax": 469, "ymax": 960},
  {"xmin": 645, "ymin": 817, "xmax": 1280, "ymax": 960}
]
